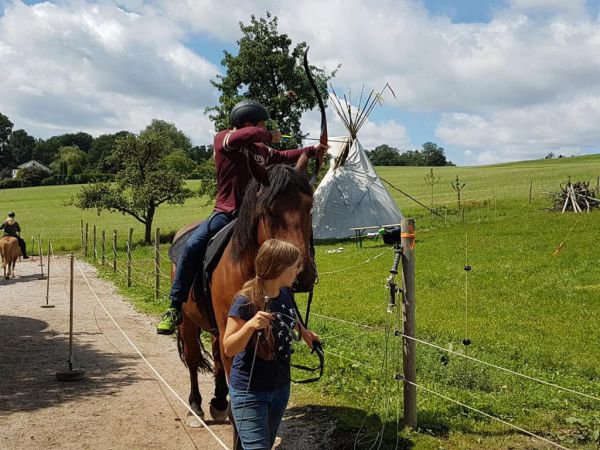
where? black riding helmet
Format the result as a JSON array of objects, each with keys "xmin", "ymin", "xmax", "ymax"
[
  {"xmin": 7, "ymin": 211, "xmax": 15, "ymax": 217},
  {"xmin": 230, "ymin": 100, "xmax": 269, "ymax": 128}
]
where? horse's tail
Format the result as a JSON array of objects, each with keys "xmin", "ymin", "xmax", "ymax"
[
  {"xmin": 176, "ymin": 328, "xmax": 213, "ymax": 373},
  {"xmin": 0, "ymin": 240, "xmax": 6, "ymax": 265}
]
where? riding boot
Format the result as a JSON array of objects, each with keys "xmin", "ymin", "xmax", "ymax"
[{"xmin": 18, "ymin": 238, "xmax": 29, "ymax": 259}]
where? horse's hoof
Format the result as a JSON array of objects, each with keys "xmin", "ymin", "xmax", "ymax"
[
  {"xmin": 210, "ymin": 402, "xmax": 229, "ymax": 423},
  {"xmin": 186, "ymin": 409, "xmax": 205, "ymax": 428}
]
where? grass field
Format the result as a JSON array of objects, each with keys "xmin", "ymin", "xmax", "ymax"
[{"xmin": 3, "ymin": 154, "xmax": 600, "ymax": 449}]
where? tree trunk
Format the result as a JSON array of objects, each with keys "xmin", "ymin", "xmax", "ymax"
[{"xmin": 144, "ymin": 206, "xmax": 155, "ymax": 244}]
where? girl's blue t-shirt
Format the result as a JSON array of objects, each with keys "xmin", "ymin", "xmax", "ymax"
[{"xmin": 228, "ymin": 287, "xmax": 297, "ymax": 391}]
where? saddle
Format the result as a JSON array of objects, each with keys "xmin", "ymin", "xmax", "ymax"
[{"xmin": 168, "ymin": 219, "xmax": 237, "ymax": 336}]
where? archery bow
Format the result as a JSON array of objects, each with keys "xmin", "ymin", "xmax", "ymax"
[{"xmin": 303, "ymin": 47, "xmax": 327, "ymax": 186}]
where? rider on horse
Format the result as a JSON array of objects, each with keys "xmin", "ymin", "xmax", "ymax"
[
  {"xmin": 0, "ymin": 211, "xmax": 30, "ymax": 259},
  {"xmin": 157, "ymin": 100, "xmax": 327, "ymax": 334}
]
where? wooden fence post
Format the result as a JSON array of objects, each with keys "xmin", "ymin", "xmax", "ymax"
[
  {"xmin": 84, "ymin": 223, "xmax": 88, "ymax": 258},
  {"xmin": 101, "ymin": 230, "xmax": 106, "ymax": 266},
  {"xmin": 401, "ymin": 218, "xmax": 417, "ymax": 429},
  {"xmin": 155, "ymin": 228, "xmax": 160, "ymax": 299},
  {"xmin": 41, "ymin": 239, "xmax": 55, "ymax": 308},
  {"xmin": 38, "ymin": 235, "xmax": 44, "ymax": 279},
  {"xmin": 80, "ymin": 219, "xmax": 84, "ymax": 247},
  {"xmin": 93, "ymin": 225, "xmax": 97, "ymax": 260},
  {"xmin": 45, "ymin": 240, "xmax": 51, "ymax": 302},
  {"xmin": 528, "ymin": 180, "xmax": 533, "ymax": 204},
  {"xmin": 112, "ymin": 230, "xmax": 117, "ymax": 272},
  {"xmin": 127, "ymin": 228, "xmax": 133, "ymax": 287}
]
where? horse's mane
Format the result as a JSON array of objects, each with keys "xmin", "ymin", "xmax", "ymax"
[{"xmin": 231, "ymin": 165, "xmax": 313, "ymax": 263}]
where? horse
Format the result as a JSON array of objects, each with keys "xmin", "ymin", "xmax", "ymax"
[
  {"xmin": 0, "ymin": 236, "xmax": 21, "ymax": 280},
  {"xmin": 174, "ymin": 164, "xmax": 316, "ymax": 436}
]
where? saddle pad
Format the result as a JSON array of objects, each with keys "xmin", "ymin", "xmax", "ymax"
[
  {"xmin": 203, "ymin": 219, "xmax": 237, "ymax": 277},
  {"xmin": 168, "ymin": 221, "xmax": 202, "ymax": 264}
]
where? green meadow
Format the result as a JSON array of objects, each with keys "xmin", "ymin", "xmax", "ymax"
[{"xmin": 2, "ymin": 154, "xmax": 600, "ymax": 449}]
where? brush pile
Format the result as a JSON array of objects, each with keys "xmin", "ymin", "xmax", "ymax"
[{"xmin": 549, "ymin": 180, "xmax": 599, "ymax": 213}]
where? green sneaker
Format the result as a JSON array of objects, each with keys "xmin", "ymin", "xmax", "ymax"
[{"xmin": 156, "ymin": 307, "xmax": 181, "ymax": 335}]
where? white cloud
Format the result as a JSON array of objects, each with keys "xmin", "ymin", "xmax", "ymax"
[
  {"xmin": 0, "ymin": 0, "xmax": 220, "ymax": 141},
  {"xmin": 437, "ymin": 95, "xmax": 600, "ymax": 164},
  {"xmin": 2, "ymin": 0, "xmax": 600, "ymax": 164}
]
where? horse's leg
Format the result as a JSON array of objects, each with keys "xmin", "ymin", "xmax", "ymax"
[
  {"xmin": 179, "ymin": 313, "xmax": 205, "ymax": 427},
  {"xmin": 209, "ymin": 335, "xmax": 229, "ymax": 422}
]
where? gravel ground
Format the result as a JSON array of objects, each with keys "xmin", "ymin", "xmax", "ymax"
[{"xmin": 0, "ymin": 256, "xmax": 332, "ymax": 449}]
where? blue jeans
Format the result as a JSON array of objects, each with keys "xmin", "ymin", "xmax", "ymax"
[
  {"xmin": 169, "ymin": 212, "xmax": 234, "ymax": 307},
  {"xmin": 229, "ymin": 384, "xmax": 290, "ymax": 450}
]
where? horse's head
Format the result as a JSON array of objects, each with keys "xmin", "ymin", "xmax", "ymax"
[{"xmin": 231, "ymin": 164, "xmax": 316, "ymax": 292}]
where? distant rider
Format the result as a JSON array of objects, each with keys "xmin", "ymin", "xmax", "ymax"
[
  {"xmin": 156, "ymin": 99, "xmax": 326, "ymax": 334},
  {"xmin": 0, "ymin": 211, "xmax": 30, "ymax": 259}
]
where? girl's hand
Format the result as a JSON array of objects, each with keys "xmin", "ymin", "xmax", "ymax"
[
  {"xmin": 301, "ymin": 328, "xmax": 320, "ymax": 349},
  {"xmin": 248, "ymin": 311, "xmax": 273, "ymax": 331}
]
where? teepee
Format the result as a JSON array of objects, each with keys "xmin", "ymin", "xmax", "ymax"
[{"xmin": 312, "ymin": 85, "xmax": 403, "ymax": 240}]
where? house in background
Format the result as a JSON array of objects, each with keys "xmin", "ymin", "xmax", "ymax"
[{"xmin": 11, "ymin": 160, "xmax": 52, "ymax": 178}]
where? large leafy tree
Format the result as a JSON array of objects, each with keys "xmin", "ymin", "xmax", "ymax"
[
  {"xmin": 367, "ymin": 145, "xmax": 403, "ymax": 166},
  {"xmin": 88, "ymin": 131, "xmax": 130, "ymax": 173},
  {"xmin": 143, "ymin": 119, "xmax": 192, "ymax": 153},
  {"xmin": 33, "ymin": 136, "xmax": 63, "ymax": 165},
  {"xmin": 186, "ymin": 144, "xmax": 213, "ymax": 164},
  {"xmin": 75, "ymin": 123, "xmax": 195, "ymax": 243},
  {"xmin": 60, "ymin": 132, "xmax": 94, "ymax": 153},
  {"xmin": 0, "ymin": 113, "xmax": 15, "ymax": 169},
  {"xmin": 51, "ymin": 146, "xmax": 87, "ymax": 181},
  {"xmin": 207, "ymin": 13, "xmax": 336, "ymax": 145},
  {"xmin": 8, "ymin": 129, "xmax": 36, "ymax": 165},
  {"xmin": 421, "ymin": 142, "xmax": 451, "ymax": 166}
]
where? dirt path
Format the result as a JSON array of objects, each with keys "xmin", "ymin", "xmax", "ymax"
[{"xmin": 0, "ymin": 257, "xmax": 332, "ymax": 449}]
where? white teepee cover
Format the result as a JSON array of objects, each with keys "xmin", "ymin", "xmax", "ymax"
[{"xmin": 312, "ymin": 136, "xmax": 403, "ymax": 239}]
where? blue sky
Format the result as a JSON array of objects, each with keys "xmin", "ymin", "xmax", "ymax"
[{"xmin": 2, "ymin": 0, "xmax": 600, "ymax": 165}]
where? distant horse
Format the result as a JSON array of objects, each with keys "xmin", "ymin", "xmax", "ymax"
[
  {"xmin": 174, "ymin": 164, "xmax": 316, "ymax": 432},
  {"xmin": 0, "ymin": 236, "xmax": 21, "ymax": 280}
]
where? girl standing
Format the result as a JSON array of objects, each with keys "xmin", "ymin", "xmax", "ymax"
[{"xmin": 223, "ymin": 239, "xmax": 320, "ymax": 449}]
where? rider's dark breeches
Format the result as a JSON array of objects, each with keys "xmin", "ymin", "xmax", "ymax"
[
  {"xmin": 16, "ymin": 236, "xmax": 27, "ymax": 256},
  {"xmin": 169, "ymin": 212, "xmax": 235, "ymax": 308}
]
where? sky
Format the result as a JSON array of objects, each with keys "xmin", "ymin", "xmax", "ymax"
[{"xmin": 2, "ymin": 0, "xmax": 600, "ymax": 165}]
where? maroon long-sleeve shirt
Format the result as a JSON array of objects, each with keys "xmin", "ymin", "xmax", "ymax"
[{"xmin": 213, "ymin": 127, "xmax": 315, "ymax": 214}]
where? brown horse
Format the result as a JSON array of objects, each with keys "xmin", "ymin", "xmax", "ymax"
[
  {"xmin": 175, "ymin": 164, "xmax": 316, "ymax": 432},
  {"xmin": 0, "ymin": 236, "xmax": 21, "ymax": 280}
]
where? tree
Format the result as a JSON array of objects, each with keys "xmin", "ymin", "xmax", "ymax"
[
  {"xmin": 88, "ymin": 131, "xmax": 130, "ymax": 173},
  {"xmin": 142, "ymin": 119, "xmax": 192, "ymax": 153},
  {"xmin": 16, "ymin": 166, "xmax": 48, "ymax": 186},
  {"xmin": 195, "ymin": 159, "xmax": 217, "ymax": 201},
  {"xmin": 207, "ymin": 12, "xmax": 336, "ymax": 143},
  {"xmin": 51, "ymin": 146, "xmax": 87, "ymax": 181},
  {"xmin": 74, "ymin": 127, "xmax": 194, "ymax": 243},
  {"xmin": 367, "ymin": 145, "xmax": 402, "ymax": 166},
  {"xmin": 451, "ymin": 175, "xmax": 466, "ymax": 210},
  {"xmin": 60, "ymin": 132, "xmax": 94, "ymax": 153},
  {"xmin": 399, "ymin": 150, "xmax": 423, "ymax": 166},
  {"xmin": 161, "ymin": 149, "xmax": 198, "ymax": 178},
  {"xmin": 8, "ymin": 129, "xmax": 36, "ymax": 165},
  {"xmin": 33, "ymin": 136, "xmax": 62, "ymax": 165},
  {"xmin": 0, "ymin": 113, "xmax": 15, "ymax": 170},
  {"xmin": 187, "ymin": 144, "xmax": 213, "ymax": 164},
  {"xmin": 421, "ymin": 142, "xmax": 450, "ymax": 166},
  {"xmin": 424, "ymin": 168, "xmax": 440, "ymax": 212}
]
